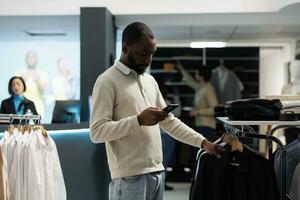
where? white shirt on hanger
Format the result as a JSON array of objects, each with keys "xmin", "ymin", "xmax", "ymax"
[
  {"xmin": 26, "ymin": 130, "xmax": 45, "ymax": 200},
  {"xmin": 39, "ymin": 132, "xmax": 66, "ymax": 200}
]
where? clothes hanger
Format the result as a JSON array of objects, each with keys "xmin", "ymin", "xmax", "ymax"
[
  {"xmin": 222, "ymin": 133, "xmax": 243, "ymax": 167},
  {"xmin": 17, "ymin": 115, "xmax": 25, "ymax": 133},
  {"xmin": 24, "ymin": 115, "xmax": 32, "ymax": 133},
  {"xmin": 7, "ymin": 114, "xmax": 15, "ymax": 135},
  {"xmin": 222, "ymin": 133, "xmax": 243, "ymax": 153},
  {"xmin": 34, "ymin": 124, "xmax": 48, "ymax": 138}
]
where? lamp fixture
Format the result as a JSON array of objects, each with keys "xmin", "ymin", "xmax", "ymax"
[{"xmin": 190, "ymin": 41, "xmax": 227, "ymax": 48}]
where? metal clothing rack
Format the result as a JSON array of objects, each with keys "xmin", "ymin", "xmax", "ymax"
[
  {"xmin": 217, "ymin": 117, "xmax": 299, "ymax": 200},
  {"xmin": 0, "ymin": 114, "xmax": 41, "ymax": 124}
]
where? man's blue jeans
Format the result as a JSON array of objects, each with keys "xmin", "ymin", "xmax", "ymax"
[{"xmin": 109, "ymin": 171, "xmax": 165, "ymax": 200}]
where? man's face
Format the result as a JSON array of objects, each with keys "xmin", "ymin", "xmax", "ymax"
[{"xmin": 125, "ymin": 35, "xmax": 156, "ymax": 75}]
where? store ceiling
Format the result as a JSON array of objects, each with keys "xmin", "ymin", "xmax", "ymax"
[{"xmin": 0, "ymin": 4, "xmax": 300, "ymax": 42}]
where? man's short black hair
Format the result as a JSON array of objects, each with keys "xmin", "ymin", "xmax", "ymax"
[
  {"xmin": 122, "ymin": 22, "xmax": 154, "ymax": 45},
  {"xmin": 198, "ymin": 66, "xmax": 212, "ymax": 82},
  {"xmin": 8, "ymin": 76, "xmax": 26, "ymax": 95}
]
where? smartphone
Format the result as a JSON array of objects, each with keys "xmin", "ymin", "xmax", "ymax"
[{"xmin": 163, "ymin": 104, "xmax": 179, "ymax": 112}]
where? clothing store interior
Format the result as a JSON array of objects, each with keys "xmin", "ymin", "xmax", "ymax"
[{"xmin": 1, "ymin": 1, "xmax": 300, "ymax": 200}]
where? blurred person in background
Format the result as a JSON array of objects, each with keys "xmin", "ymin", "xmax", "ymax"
[
  {"xmin": 52, "ymin": 57, "xmax": 79, "ymax": 100},
  {"xmin": 17, "ymin": 50, "xmax": 48, "ymax": 116},
  {"xmin": 177, "ymin": 62, "xmax": 218, "ymax": 141},
  {"xmin": 0, "ymin": 76, "xmax": 38, "ymax": 115}
]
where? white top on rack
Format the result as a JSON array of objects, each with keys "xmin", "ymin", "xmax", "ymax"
[{"xmin": 217, "ymin": 117, "xmax": 300, "ymax": 126}]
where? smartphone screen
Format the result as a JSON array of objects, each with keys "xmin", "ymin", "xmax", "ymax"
[{"xmin": 163, "ymin": 104, "xmax": 179, "ymax": 112}]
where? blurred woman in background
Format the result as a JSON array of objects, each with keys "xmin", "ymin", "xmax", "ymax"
[{"xmin": 0, "ymin": 76, "xmax": 38, "ymax": 115}]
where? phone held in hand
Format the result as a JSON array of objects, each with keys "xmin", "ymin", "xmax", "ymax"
[{"xmin": 163, "ymin": 104, "xmax": 179, "ymax": 113}]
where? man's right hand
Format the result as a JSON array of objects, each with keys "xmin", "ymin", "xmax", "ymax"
[
  {"xmin": 201, "ymin": 139, "xmax": 224, "ymax": 158},
  {"xmin": 137, "ymin": 107, "xmax": 169, "ymax": 126}
]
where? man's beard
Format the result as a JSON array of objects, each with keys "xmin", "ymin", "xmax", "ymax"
[{"xmin": 127, "ymin": 53, "xmax": 148, "ymax": 75}]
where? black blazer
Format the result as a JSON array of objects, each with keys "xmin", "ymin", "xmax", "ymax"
[{"xmin": 0, "ymin": 96, "xmax": 38, "ymax": 115}]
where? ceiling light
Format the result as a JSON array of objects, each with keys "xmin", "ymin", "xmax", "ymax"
[{"xmin": 190, "ymin": 41, "xmax": 227, "ymax": 48}]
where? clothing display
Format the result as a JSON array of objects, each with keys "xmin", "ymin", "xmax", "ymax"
[
  {"xmin": 190, "ymin": 143, "xmax": 280, "ymax": 200},
  {"xmin": 289, "ymin": 162, "xmax": 300, "ymax": 200},
  {"xmin": 0, "ymin": 126, "xmax": 66, "ymax": 200},
  {"xmin": 0, "ymin": 145, "xmax": 9, "ymax": 200},
  {"xmin": 90, "ymin": 61, "xmax": 206, "ymax": 179},
  {"xmin": 225, "ymin": 98, "xmax": 283, "ymax": 121},
  {"xmin": 211, "ymin": 67, "xmax": 243, "ymax": 104},
  {"xmin": 274, "ymin": 138, "xmax": 300, "ymax": 199}
]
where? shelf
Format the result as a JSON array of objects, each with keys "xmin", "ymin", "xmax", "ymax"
[
  {"xmin": 217, "ymin": 117, "xmax": 300, "ymax": 126},
  {"xmin": 206, "ymin": 57, "xmax": 259, "ymax": 61},
  {"xmin": 153, "ymin": 56, "xmax": 258, "ymax": 61},
  {"xmin": 164, "ymin": 82, "xmax": 189, "ymax": 86},
  {"xmin": 182, "ymin": 107, "xmax": 193, "ymax": 111},
  {"xmin": 151, "ymin": 70, "xmax": 178, "ymax": 74},
  {"xmin": 235, "ymin": 69, "xmax": 259, "ymax": 73},
  {"xmin": 152, "ymin": 56, "xmax": 202, "ymax": 61},
  {"xmin": 167, "ymin": 94, "xmax": 194, "ymax": 98},
  {"xmin": 150, "ymin": 69, "xmax": 197, "ymax": 73}
]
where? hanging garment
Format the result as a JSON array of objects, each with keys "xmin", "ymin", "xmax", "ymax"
[
  {"xmin": 0, "ymin": 127, "xmax": 66, "ymax": 200},
  {"xmin": 0, "ymin": 146, "xmax": 9, "ymax": 200},
  {"xmin": 39, "ymin": 132, "xmax": 66, "ymax": 200},
  {"xmin": 274, "ymin": 139, "xmax": 300, "ymax": 195},
  {"xmin": 289, "ymin": 162, "xmax": 300, "ymax": 200},
  {"xmin": 189, "ymin": 144, "xmax": 280, "ymax": 200},
  {"xmin": 211, "ymin": 67, "xmax": 244, "ymax": 104}
]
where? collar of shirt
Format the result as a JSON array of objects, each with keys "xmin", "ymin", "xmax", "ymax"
[{"xmin": 115, "ymin": 61, "xmax": 141, "ymax": 77}]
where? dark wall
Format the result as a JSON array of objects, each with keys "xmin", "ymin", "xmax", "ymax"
[{"xmin": 80, "ymin": 7, "xmax": 116, "ymax": 121}]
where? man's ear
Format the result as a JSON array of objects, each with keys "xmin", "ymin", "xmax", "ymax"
[{"xmin": 122, "ymin": 43, "xmax": 129, "ymax": 54}]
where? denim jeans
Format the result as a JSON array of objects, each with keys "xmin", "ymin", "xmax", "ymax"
[{"xmin": 109, "ymin": 171, "xmax": 165, "ymax": 200}]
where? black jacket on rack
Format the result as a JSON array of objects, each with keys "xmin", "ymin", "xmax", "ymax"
[
  {"xmin": 189, "ymin": 144, "xmax": 280, "ymax": 200},
  {"xmin": 0, "ymin": 96, "xmax": 38, "ymax": 115}
]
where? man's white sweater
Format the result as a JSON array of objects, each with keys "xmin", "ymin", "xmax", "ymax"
[{"xmin": 90, "ymin": 61, "xmax": 205, "ymax": 179}]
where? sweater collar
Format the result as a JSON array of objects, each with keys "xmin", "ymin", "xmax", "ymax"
[
  {"xmin": 115, "ymin": 61, "xmax": 140, "ymax": 77},
  {"xmin": 116, "ymin": 61, "xmax": 132, "ymax": 75}
]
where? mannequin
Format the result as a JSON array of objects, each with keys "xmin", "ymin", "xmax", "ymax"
[
  {"xmin": 281, "ymin": 60, "xmax": 300, "ymax": 144},
  {"xmin": 211, "ymin": 60, "xmax": 244, "ymax": 104},
  {"xmin": 282, "ymin": 60, "xmax": 300, "ymax": 94}
]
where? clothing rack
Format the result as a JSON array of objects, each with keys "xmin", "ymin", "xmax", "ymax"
[
  {"xmin": 219, "ymin": 118, "xmax": 289, "ymax": 200},
  {"xmin": 0, "ymin": 113, "xmax": 41, "ymax": 124}
]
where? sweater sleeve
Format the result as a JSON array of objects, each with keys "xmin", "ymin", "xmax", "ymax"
[
  {"xmin": 89, "ymin": 76, "xmax": 140, "ymax": 143},
  {"xmin": 153, "ymin": 78, "xmax": 205, "ymax": 148}
]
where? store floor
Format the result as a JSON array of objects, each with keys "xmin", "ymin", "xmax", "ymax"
[{"xmin": 164, "ymin": 183, "xmax": 190, "ymax": 200}]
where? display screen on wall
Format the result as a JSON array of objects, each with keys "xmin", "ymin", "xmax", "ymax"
[{"xmin": 0, "ymin": 41, "xmax": 80, "ymax": 123}]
